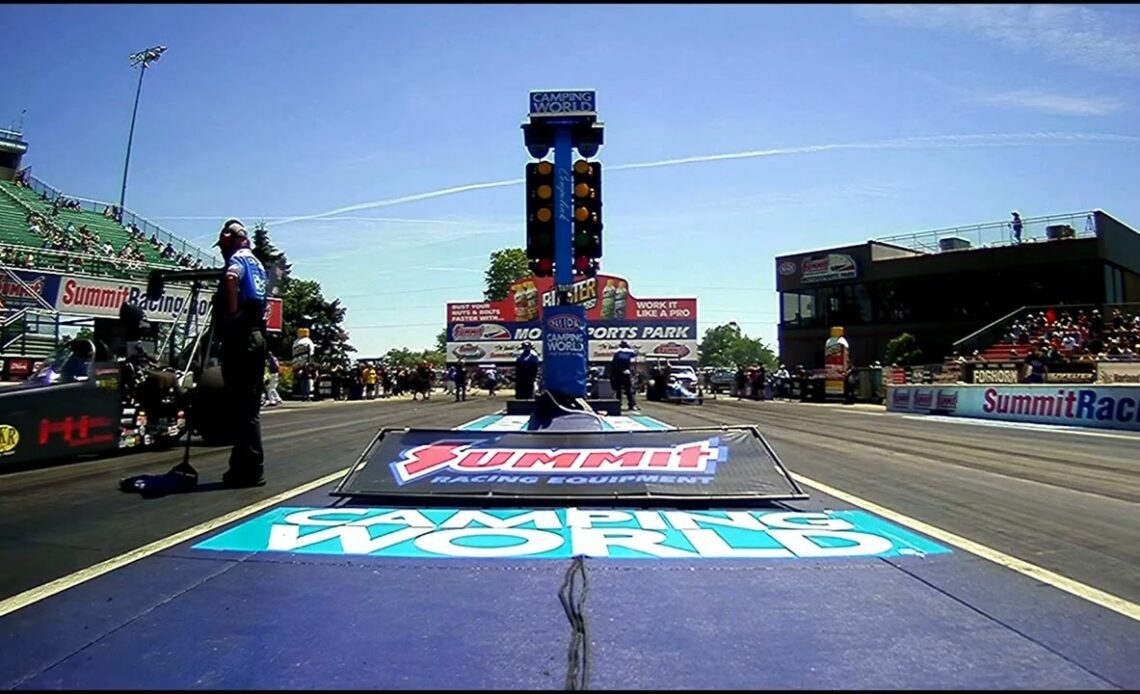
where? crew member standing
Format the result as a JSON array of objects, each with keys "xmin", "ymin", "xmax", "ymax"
[
  {"xmin": 453, "ymin": 358, "xmax": 468, "ymax": 402},
  {"xmin": 610, "ymin": 340, "xmax": 638, "ymax": 411},
  {"xmin": 213, "ymin": 219, "xmax": 269, "ymax": 487},
  {"xmin": 515, "ymin": 342, "xmax": 539, "ymax": 399},
  {"xmin": 265, "ymin": 353, "xmax": 282, "ymax": 407}
]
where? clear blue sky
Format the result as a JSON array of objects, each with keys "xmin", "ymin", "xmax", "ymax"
[{"xmin": 4, "ymin": 4, "xmax": 1139, "ymax": 357}]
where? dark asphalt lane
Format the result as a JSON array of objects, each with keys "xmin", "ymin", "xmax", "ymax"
[
  {"xmin": 0, "ymin": 395, "xmax": 501, "ymax": 599},
  {"xmin": 643, "ymin": 398, "xmax": 1140, "ymax": 605},
  {"xmin": 2, "ymin": 394, "xmax": 1137, "ymax": 612}
]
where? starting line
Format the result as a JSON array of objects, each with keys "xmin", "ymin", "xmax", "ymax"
[
  {"xmin": 458, "ymin": 413, "xmax": 671, "ymax": 432},
  {"xmin": 0, "ymin": 407, "xmax": 1137, "ymax": 689}
]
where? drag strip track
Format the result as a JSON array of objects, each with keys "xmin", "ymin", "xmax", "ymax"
[
  {"xmin": 681, "ymin": 400, "xmax": 1139, "ymax": 501},
  {"xmin": 645, "ymin": 399, "xmax": 1140, "ymax": 604},
  {"xmin": 0, "ymin": 397, "xmax": 500, "ymax": 600}
]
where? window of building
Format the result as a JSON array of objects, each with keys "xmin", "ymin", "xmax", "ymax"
[{"xmin": 780, "ymin": 291, "xmax": 817, "ymax": 327}]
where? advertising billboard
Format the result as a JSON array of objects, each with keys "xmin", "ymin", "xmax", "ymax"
[
  {"xmin": 1, "ymin": 269, "xmax": 282, "ymax": 331},
  {"xmin": 445, "ymin": 273, "xmax": 697, "ymax": 364},
  {"xmin": 887, "ymin": 384, "xmax": 1140, "ymax": 431}
]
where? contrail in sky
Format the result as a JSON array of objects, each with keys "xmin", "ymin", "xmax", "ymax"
[
  {"xmin": 271, "ymin": 132, "xmax": 1139, "ymax": 227},
  {"xmin": 151, "ymin": 215, "xmax": 469, "ymax": 225}
]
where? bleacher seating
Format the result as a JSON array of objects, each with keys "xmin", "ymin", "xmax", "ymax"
[
  {"xmin": 978, "ymin": 342, "xmax": 1034, "ymax": 362},
  {"xmin": 0, "ymin": 179, "xmax": 195, "ymax": 280},
  {"xmin": 960, "ymin": 305, "xmax": 1140, "ymax": 363}
]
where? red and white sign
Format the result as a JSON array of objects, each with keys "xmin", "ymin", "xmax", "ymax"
[
  {"xmin": 589, "ymin": 340, "xmax": 696, "ymax": 362},
  {"xmin": 447, "ymin": 274, "xmax": 694, "ymax": 324},
  {"xmin": 391, "ymin": 439, "xmax": 722, "ymax": 484},
  {"xmin": 446, "ymin": 273, "xmax": 697, "ymax": 363},
  {"xmin": 265, "ymin": 297, "xmax": 283, "ymax": 332},
  {"xmin": 452, "ymin": 323, "xmax": 511, "ymax": 341},
  {"xmin": 802, "ymin": 253, "xmax": 857, "ymax": 283}
]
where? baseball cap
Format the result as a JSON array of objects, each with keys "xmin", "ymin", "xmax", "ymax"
[{"xmin": 213, "ymin": 218, "xmax": 247, "ymax": 247}]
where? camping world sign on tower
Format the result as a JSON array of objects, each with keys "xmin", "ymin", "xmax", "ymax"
[{"xmin": 529, "ymin": 91, "xmax": 597, "ymax": 117}]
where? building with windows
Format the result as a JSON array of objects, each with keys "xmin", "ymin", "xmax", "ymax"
[{"xmin": 775, "ymin": 210, "xmax": 1140, "ymax": 368}]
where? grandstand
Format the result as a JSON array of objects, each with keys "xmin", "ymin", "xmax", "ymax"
[
  {"xmin": 1, "ymin": 129, "xmax": 218, "ymax": 367},
  {"xmin": 0, "ymin": 177, "xmax": 214, "ymax": 278}
]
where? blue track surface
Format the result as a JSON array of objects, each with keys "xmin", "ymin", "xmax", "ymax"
[{"xmin": 2, "ymin": 413, "xmax": 1138, "ymax": 689}]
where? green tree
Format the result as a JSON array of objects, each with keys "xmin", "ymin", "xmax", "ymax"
[
  {"xmin": 383, "ymin": 347, "xmax": 419, "ymax": 370},
  {"xmin": 421, "ymin": 348, "xmax": 445, "ymax": 368},
  {"xmin": 279, "ymin": 279, "xmax": 356, "ymax": 369},
  {"xmin": 435, "ymin": 327, "xmax": 447, "ymax": 354},
  {"xmin": 251, "ymin": 220, "xmax": 292, "ymax": 297},
  {"xmin": 698, "ymin": 322, "xmax": 777, "ymax": 370},
  {"xmin": 884, "ymin": 332, "xmax": 923, "ymax": 366},
  {"xmin": 484, "ymin": 248, "xmax": 532, "ymax": 302},
  {"xmin": 252, "ymin": 223, "xmax": 354, "ymax": 369}
]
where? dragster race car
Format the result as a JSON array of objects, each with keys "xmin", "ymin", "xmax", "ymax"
[
  {"xmin": 0, "ymin": 269, "xmax": 235, "ymax": 470},
  {"xmin": 662, "ymin": 377, "xmax": 704, "ymax": 404},
  {"xmin": 644, "ymin": 365, "xmax": 704, "ymax": 405}
]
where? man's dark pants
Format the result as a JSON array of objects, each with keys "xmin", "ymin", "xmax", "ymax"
[
  {"xmin": 515, "ymin": 365, "xmax": 536, "ymax": 399},
  {"xmin": 613, "ymin": 373, "xmax": 636, "ymax": 410},
  {"xmin": 221, "ymin": 320, "xmax": 267, "ymax": 481}
]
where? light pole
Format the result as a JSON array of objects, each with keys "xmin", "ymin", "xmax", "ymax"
[{"xmin": 119, "ymin": 45, "xmax": 166, "ymax": 213}]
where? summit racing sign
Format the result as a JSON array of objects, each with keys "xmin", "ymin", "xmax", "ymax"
[
  {"xmin": 58, "ymin": 276, "xmax": 212, "ymax": 323},
  {"xmin": 801, "ymin": 253, "xmax": 857, "ymax": 283},
  {"xmin": 390, "ymin": 439, "xmax": 722, "ymax": 485},
  {"xmin": 887, "ymin": 384, "xmax": 1140, "ymax": 431},
  {"xmin": 194, "ymin": 507, "xmax": 950, "ymax": 560},
  {"xmin": 335, "ymin": 426, "xmax": 804, "ymax": 501}
]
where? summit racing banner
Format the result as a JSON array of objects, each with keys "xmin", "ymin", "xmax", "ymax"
[
  {"xmin": 56, "ymin": 274, "xmax": 213, "ymax": 324},
  {"xmin": 194, "ymin": 507, "xmax": 950, "ymax": 560},
  {"xmin": 887, "ymin": 384, "xmax": 1140, "ymax": 431},
  {"xmin": 446, "ymin": 273, "xmax": 697, "ymax": 363},
  {"xmin": 0, "ymin": 270, "xmax": 62, "ymax": 309},
  {"xmin": 2, "ymin": 269, "xmax": 282, "ymax": 331},
  {"xmin": 333, "ymin": 426, "xmax": 805, "ymax": 502}
]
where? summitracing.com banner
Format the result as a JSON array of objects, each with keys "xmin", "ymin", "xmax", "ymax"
[
  {"xmin": 887, "ymin": 384, "xmax": 1140, "ymax": 431},
  {"xmin": 445, "ymin": 273, "xmax": 697, "ymax": 364},
  {"xmin": 1, "ymin": 269, "xmax": 282, "ymax": 331}
]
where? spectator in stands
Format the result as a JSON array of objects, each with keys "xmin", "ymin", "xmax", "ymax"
[
  {"xmin": 102, "ymin": 206, "xmax": 113, "ymax": 219},
  {"xmin": 1023, "ymin": 348, "xmax": 1047, "ymax": 383},
  {"xmin": 1010, "ymin": 211, "xmax": 1023, "ymax": 243},
  {"xmin": 1044, "ymin": 339, "xmax": 1063, "ymax": 362}
]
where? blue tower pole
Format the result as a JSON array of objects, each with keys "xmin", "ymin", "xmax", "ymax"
[{"xmin": 553, "ymin": 126, "xmax": 574, "ymax": 292}]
